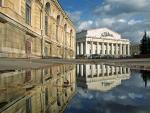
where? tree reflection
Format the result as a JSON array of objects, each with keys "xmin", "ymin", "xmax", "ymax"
[{"xmin": 141, "ymin": 70, "xmax": 150, "ymax": 87}]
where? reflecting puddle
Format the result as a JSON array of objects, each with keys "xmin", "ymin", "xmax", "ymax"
[
  {"xmin": 0, "ymin": 64, "xmax": 150, "ymax": 113},
  {"xmin": 65, "ymin": 64, "xmax": 150, "ymax": 113},
  {"xmin": 0, "ymin": 65, "xmax": 76, "ymax": 113}
]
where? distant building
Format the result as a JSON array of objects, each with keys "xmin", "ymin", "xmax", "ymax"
[
  {"xmin": 76, "ymin": 28, "xmax": 130, "ymax": 58},
  {"xmin": 0, "ymin": 0, "xmax": 76, "ymax": 58},
  {"xmin": 130, "ymin": 44, "xmax": 140, "ymax": 56}
]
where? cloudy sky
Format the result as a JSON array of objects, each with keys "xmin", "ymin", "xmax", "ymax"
[{"xmin": 59, "ymin": 0, "xmax": 150, "ymax": 43}]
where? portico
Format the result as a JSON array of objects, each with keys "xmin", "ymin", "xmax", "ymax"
[{"xmin": 76, "ymin": 28, "xmax": 130, "ymax": 58}]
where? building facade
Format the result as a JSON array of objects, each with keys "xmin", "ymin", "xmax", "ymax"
[
  {"xmin": 76, "ymin": 28, "xmax": 130, "ymax": 58},
  {"xmin": 0, "ymin": 0, "xmax": 76, "ymax": 58}
]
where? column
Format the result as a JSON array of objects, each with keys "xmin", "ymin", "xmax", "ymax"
[
  {"xmin": 111, "ymin": 43, "xmax": 114, "ymax": 55},
  {"xmin": 77, "ymin": 43, "xmax": 79, "ymax": 55},
  {"xmin": 97, "ymin": 42, "xmax": 100, "ymax": 54},
  {"xmin": 81, "ymin": 42, "xmax": 84, "ymax": 55},
  {"xmin": 102, "ymin": 43, "xmax": 105, "ymax": 55},
  {"xmin": 120, "ymin": 44, "xmax": 122, "ymax": 55},
  {"xmin": 123, "ymin": 44, "xmax": 126, "ymax": 56},
  {"xmin": 91, "ymin": 41, "xmax": 93, "ymax": 55},
  {"xmin": 106, "ymin": 43, "xmax": 109, "ymax": 55},
  {"xmin": 106, "ymin": 65, "xmax": 109, "ymax": 76},
  {"xmin": 84, "ymin": 41, "xmax": 87, "ymax": 55},
  {"xmin": 127, "ymin": 44, "xmax": 130, "ymax": 56},
  {"xmin": 115, "ymin": 44, "xmax": 118, "ymax": 55},
  {"xmin": 80, "ymin": 64, "xmax": 83, "ymax": 77}
]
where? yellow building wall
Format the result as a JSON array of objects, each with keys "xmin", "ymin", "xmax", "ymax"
[{"xmin": 0, "ymin": 0, "xmax": 76, "ymax": 58}]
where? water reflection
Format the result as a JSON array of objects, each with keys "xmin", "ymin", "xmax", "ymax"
[
  {"xmin": 141, "ymin": 70, "xmax": 150, "ymax": 87},
  {"xmin": 77, "ymin": 64, "xmax": 130, "ymax": 91},
  {"xmin": 0, "ymin": 65, "xmax": 76, "ymax": 113},
  {"xmin": 65, "ymin": 64, "xmax": 150, "ymax": 113}
]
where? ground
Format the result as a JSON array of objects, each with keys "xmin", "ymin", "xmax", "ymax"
[{"xmin": 0, "ymin": 58, "xmax": 150, "ymax": 71}]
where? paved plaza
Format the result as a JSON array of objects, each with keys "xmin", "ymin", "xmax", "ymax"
[{"xmin": 0, "ymin": 58, "xmax": 150, "ymax": 71}]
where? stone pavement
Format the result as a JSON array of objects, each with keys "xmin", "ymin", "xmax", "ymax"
[{"xmin": 0, "ymin": 58, "xmax": 150, "ymax": 71}]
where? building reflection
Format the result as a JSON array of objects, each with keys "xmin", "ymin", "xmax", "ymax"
[
  {"xmin": 0, "ymin": 65, "xmax": 76, "ymax": 113},
  {"xmin": 77, "ymin": 64, "xmax": 131, "ymax": 91}
]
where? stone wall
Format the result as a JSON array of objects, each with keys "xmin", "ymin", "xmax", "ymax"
[{"xmin": 0, "ymin": 0, "xmax": 76, "ymax": 58}]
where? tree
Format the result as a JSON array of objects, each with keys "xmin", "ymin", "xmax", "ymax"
[{"xmin": 140, "ymin": 31, "xmax": 150, "ymax": 54}]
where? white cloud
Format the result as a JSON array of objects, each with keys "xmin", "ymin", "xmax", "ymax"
[
  {"xmin": 67, "ymin": 11, "xmax": 82, "ymax": 23},
  {"xmin": 128, "ymin": 19, "xmax": 142, "ymax": 25},
  {"xmin": 78, "ymin": 20, "xmax": 93, "ymax": 31},
  {"xmin": 67, "ymin": 0, "xmax": 150, "ymax": 43}
]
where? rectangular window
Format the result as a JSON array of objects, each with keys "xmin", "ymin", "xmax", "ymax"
[
  {"xmin": 45, "ymin": 16, "xmax": 48, "ymax": 35},
  {"xmin": 26, "ymin": 0, "xmax": 31, "ymax": 25},
  {"xmin": 0, "ymin": 0, "xmax": 2, "ymax": 7}
]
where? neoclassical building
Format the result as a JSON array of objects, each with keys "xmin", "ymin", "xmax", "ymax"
[
  {"xmin": 0, "ymin": 0, "xmax": 76, "ymax": 58},
  {"xmin": 76, "ymin": 28, "xmax": 130, "ymax": 58},
  {"xmin": 77, "ymin": 64, "xmax": 130, "ymax": 91}
]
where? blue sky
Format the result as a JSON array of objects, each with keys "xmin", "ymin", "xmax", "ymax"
[
  {"xmin": 59, "ymin": 0, "xmax": 150, "ymax": 43},
  {"xmin": 59, "ymin": 0, "xmax": 103, "ymax": 20}
]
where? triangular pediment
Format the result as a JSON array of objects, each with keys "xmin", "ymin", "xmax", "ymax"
[{"xmin": 86, "ymin": 28, "xmax": 121, "ymax": 39}]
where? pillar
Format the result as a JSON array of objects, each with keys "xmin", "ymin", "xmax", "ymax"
[
  {"xmin": 81, "ymin": 42, "xmax": 84, "ymax": 55},
  {"xmin": 111, "ymin": 43, "xmax": 114, "ymax": 55},
  {"xmin": 102, "ymin": 43, "xmax": 104, "ymax": 55},
  {"xmin": 127, "ymin": 44, "xmax": 130, "ymax": 56},
  {"xmin": 80, "ymin": 64, "xmax": 83, "ymax": 77},
  {"xmin": 97, "ymin": 42, "xmax": 100, "ymax": 54},
  {"xmin": 77, "ymin": 43, "xmax": 79, "ymax": 55},
  {"xmin": 120, "ymin": 44, "xmax": 122, "ymax": 55},
  {"xmin": 115, "ymin": 44, "xmax": 118, "ymax": 55},
  {"xmin": 106, "ymin": 43, "xmax": 109, "ymax": 55},
  {"xmin": 91, "ymin": 41, "xmax": 93, "ymax": 55},
  {"xmin": 123, "ymin": 44, "xmax": 126, "ymax": 56}
]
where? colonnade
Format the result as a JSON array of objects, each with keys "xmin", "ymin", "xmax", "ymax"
[
  {"xmin": 77, "ymin": 64, "xmax": 130, "ymax": 77},
  {"xmin": 77, "ymin": 41, "xmax": 130, "ymax": 56}
]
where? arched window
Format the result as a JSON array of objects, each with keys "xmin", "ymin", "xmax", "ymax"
[
  {"xmin": 45, "ymin": 2, "xmax": 50, "ymax": 35},
  {"xmin": 70, "ymin": 30, "xmax": 73, "ymax": 47},
  {"xmin": 56, "ymin": 15, "xmax": 60, "ymax": 41},
  {"xmin": 25, "ymin": 0, "xmax": 31, "ymax": 25}
]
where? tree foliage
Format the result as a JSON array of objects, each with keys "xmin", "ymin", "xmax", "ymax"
[{"xmin": 140, "ymin": 32, "xmax": 150, "ymax": 54}]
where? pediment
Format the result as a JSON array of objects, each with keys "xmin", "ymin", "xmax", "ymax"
[{"xmin": 86, "ymin": 28, "xmax": 121, "ymax": 39}]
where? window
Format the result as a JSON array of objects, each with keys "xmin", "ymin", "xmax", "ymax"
[
  {"xmin": 64, "ymin": 24, "xmax": 67, "ymax": 44},
  {"xmin": 0, "ymin": 0, "xmax": 2, "ymax": 7},
  {"xmin": 70, "ymin": 30, "xmax": 73, "ymax": 47},
  {"xmin": 26, "ymin": 0, "xmax": 31, "ymax": 25},
  {"xmin": 44, "ymin": 47, "xmax": 48, "ymax": 56},
  {"xmin": 45, "ymin": 3, "xmax": 50, "ymax": 35},
  {"xmin": 56, "ymin": 15, "xmax": 60, "ymax": 41}
]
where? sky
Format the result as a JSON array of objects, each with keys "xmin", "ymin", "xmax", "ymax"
[{"xmin": 58, "ymin": 0, "xmax": 150, "ymax": 43}]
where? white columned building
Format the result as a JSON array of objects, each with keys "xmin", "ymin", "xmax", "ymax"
[{"xmin": 76, "ymin": 28, "xmax": 130, "ymax": 58}]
